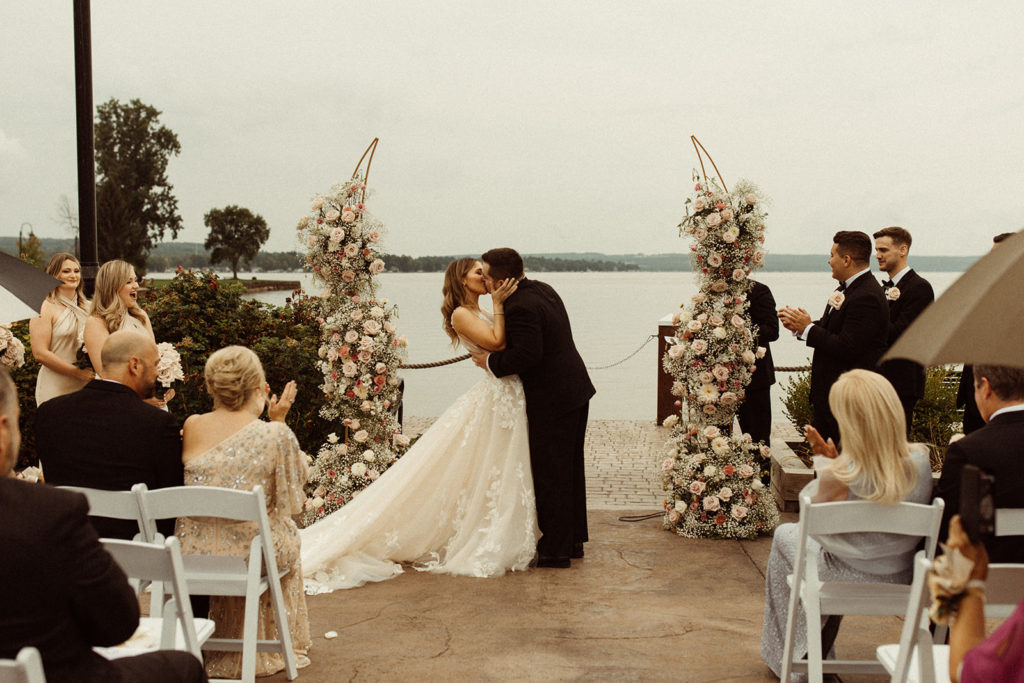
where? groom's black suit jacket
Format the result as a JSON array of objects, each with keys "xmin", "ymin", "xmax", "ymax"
[
  {"xmin": 35, "ymin": 379, "xmax": 183, "ymax": 539},
  {"xmin": 488, "ymin": 278, "xmax": 595, "ymax": 418},
  {"xmin": 806, "ymin": 272, "xmax": 889, "ymax": 410},
  {"xmin": 878, "ymin": 269, "xmax": 934, "ymax": 402}
]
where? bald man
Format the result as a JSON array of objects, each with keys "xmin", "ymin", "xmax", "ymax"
[{"xmin": 36, "ymin": 331, "xmax": 183, "ymax": 539}]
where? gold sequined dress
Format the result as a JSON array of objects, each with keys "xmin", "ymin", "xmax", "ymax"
[{"xmin": 174, "ymin": 420, "xmax": 311, "ymax": 678}]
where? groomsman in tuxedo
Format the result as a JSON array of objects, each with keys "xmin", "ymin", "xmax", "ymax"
[
  {"xmin": 0, "ymin": 368, "xmax": 207, "ymax": 683},
  {"xmin": 936, "ymin": 364, "xmax": 1024, "ymax": 563},
  {"xmin": 778, "ymin": 231, "xmax": 888, "ymax": 444},
  {"xmin": 36, "ymin": 330, "xmax": 183, "ymax": 539},
  {"xmin": 873, "ymin": 226, "xmax": 934, "ymax": 435},
  {"xmin": 736, "ymin": 280, "xmax": 778, "ymax": 445}
]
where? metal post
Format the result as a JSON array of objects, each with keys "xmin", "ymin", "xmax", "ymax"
[{"xmin": 73, "ymin": 0, "xmax": 98, "ymax": 296}]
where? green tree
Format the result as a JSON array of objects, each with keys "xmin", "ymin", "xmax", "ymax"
[
  {"xmin": 94, "ymin": 98, "xmax": 183, "ymax": 275},
  {"xmin": 203, "ymin": 205, "xmax": 270, "ymax": 279}
]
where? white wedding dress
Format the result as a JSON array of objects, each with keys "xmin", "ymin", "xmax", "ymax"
[{"xmin": 300, "ymin": 313, "xmax": 540, "ymax": 594}]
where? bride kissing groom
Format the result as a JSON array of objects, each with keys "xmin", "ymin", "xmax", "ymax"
[
  {"xmin": 471, "ymin": 247, "xmax": 595, "ymax": 568},
  {"xmin": 300, "ymin": 247, "xmax": 593, "ymax": 593}
]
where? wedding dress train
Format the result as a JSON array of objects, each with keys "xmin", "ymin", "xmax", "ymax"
[{"xmin": 300, "ymin": 340, "xmax": 539, "ymax": 594}]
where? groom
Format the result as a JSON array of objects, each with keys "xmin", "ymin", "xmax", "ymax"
[{"xmin": 471, "ymin": 248, "xmax": 595, "ymax": 568}]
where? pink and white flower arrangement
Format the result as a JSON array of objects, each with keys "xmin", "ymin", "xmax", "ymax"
[
  {"xmin": 154, "ymin": 342, "xmax": 184, "ymax": 388},
  {"xmin": 0, "ymin": 326, "xmax": 26, "ymax": 369},
  {"xmin": 660, "ymin": 174, "xmax": 778, "ymax": 539},
  {"xmin": 298, "ymin": 171, "xmax": 410, "ymax": 525}
]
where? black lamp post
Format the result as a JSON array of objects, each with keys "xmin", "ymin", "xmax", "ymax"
[{"xmin": 74, "ymin": 0, "xmax": 98, "ymax": 296}]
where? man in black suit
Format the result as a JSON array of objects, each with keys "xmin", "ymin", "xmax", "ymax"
[
  {"xmin": 471, "ymin": 248, "xmax": 595, "ymax": 568},
  {"xmin": 778, "ymin": 231, "xmax": 889, "ymax": 444},
  {"xmin": 873, "ymin": 226, "xmax": 935, "ymax": 435},
  {"xmin": 936, "ymin": 364, "xmax": 1024, "ymax": 562},
  {"xmin": 36, "ymin": 330, "xmax": 183, "ymax": 539},
  {"xmin": 736, "ymin": 280, "xmax": 778, "ymax": 445},
  {"xmin": 0, "ymin": 367, "xmax": 206, "ymax": 683}
]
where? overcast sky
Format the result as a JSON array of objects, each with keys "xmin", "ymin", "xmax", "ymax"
[{"xmin": 3, "ymin": 1, "xmax": 1023, "ymax": 258}]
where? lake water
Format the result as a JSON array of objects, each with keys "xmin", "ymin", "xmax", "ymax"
[{"xmin": 154, "ymin": 270, "xmax": 963, "ymax": 421}]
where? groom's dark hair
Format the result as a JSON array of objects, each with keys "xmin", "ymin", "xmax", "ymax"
[
  {"xmin": 832, "ymin": 231, "xmax": 872, "ymax": 265},
  {"xmin": 481, "ymin": 248, "xmax": 524, "ymax": 281}
]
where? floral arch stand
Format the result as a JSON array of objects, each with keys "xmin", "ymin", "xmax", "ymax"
[
  {"xmin": 297, "ymin": 138, "xmax": 411, "ymax": 527},
  {"xmin": 660, "ymin": 137, "xmax": 780, "ymax": 539}
]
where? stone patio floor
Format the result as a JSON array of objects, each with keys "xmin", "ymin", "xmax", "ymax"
[{"xmin": 265, "ymin": 419, "xmax": 901, "ymax": 682}]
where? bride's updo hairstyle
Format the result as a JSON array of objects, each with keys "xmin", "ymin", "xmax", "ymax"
[
  {"xmin": 205, "ymin": 345, "xmax": 266, "ymax": 411},
  {"xmin": 440, "ymin": 257, "xmax": 479, "ymax": 346},
  {"xmin": 92, "ymin": 259, "xmax": 146, "ymax": 332}
]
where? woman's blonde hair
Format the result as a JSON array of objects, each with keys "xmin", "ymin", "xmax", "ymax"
[
  {"xmin": 44, "ymin": 252, "xmax": 89, "ymax": 308},
  {"xmin": 204, "ymin": 346, "xmax": 266, "ymax": 411},
  {"xmin": 92, "ymin": 259, "xmax": 145, "ymax": 332},
  {"xmin": 440, "ymin": 257, "xmax": 479, "ymax": 346},
  {"xmin": 827, "ymin": 369, "xmax": 917, "ymax": 504}
]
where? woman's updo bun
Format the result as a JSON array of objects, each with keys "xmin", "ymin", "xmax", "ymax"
[{"xmin": 204, "ymin": 346, "xmax": 265, "ymax": 411}]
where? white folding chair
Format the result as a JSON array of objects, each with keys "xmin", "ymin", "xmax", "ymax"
[
  {"xmin": 137, "ymin": 485, "xmax": 298, "ymax": 683},
  {"xmin": 878, "ymin": 506, "xmax": 1024, "ymax": 682},
  {"xmin": 58, "ymin": 483, "xmax": 154, "ymax": 542},
  {"xmin": 0, "ymin": 646, "xmax": 46, "ymax": 683},
  {"xmin": 94, "ymin": 537, "xmax": 215, "ymax": 662},
  {"xmin": 780, "ymin": 492, "xmax": 945, "ymax": 682}
]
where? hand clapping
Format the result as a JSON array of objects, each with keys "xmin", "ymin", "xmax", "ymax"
[
  {"xmin": 804, "ymin": 424, "xmax": 838, "ymax": 459},
  {"xmin": 778, "ymin": 306, "xmax": 812, "ymax": 335},
  {"xmin": 267, "ymin": 380, "xmax": 297, "ymax": 422}
]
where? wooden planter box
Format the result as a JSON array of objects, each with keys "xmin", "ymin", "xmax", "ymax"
[{"xmin": 770, "ymin": 439, "xmax": 814, "ymax": 513}]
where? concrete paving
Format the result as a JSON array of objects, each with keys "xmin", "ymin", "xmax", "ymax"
[{"xmin": 265, "ymin": 420, "xmax": 900, "ymax": 682}]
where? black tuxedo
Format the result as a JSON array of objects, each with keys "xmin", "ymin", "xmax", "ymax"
[
  {"xmin": 878, "ymin": 269, "xmax": 935, "ymax": 432},
  {"xmin": 737, "ymin": 281, "xmax": 778, "ymax": 444},
  {"xmin": 935, "ymin": 409, "xmax": 1024, "ymax": 563},
  {"xmin": 35, "ymin": 379, "xmax": 183, "ymax": 539},
  {"xmin": 489, "ymin": 278, "xmax": 595, "ymax": 559},
  {"xmin": 805, "ymin": 272, "xmax": 889, "ymax": 443},
  {"xmin": 0, "ymin": 478, "xmax": 205, "ymax": 682},
  {"xmin": 956, "ymin": 365, "xmax": 985, "ymax": 434}
]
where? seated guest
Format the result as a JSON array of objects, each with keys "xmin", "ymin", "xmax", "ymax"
[
  {"xmin": 942, "ymin": 515, "xmax": 1024, "ymax": 682},
  {"xmin": 36, "ymin": 330, "xmax": 183, "ymax": 539},
  {"xmin": 760, "ymin": 369, "xmax": 933, "ymax": 678},
  {"xmin": 937, "ymin": 363, "xmax": 1024, "ymax": 563},
  {"xmin": 175, "ymin": 346, "xmax": 311, "ymax": 678},
  {"xmin": 0, "ymin": 367, "xmax": 207, "ymax": 682}
]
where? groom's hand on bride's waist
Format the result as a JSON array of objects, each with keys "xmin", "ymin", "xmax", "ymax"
[{"xmin": 470, "ymin": 349, "xmax": 490, "ymax": 369}]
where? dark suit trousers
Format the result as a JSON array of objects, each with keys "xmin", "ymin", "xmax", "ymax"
[
  {"xmin": 106, "ymin": 650, "xmax": 207, "ymax": 683},
  {"xmin": 736, "ymin": 388, "xmax": 772, "ymax": 444},
  {"xmin": 529, "ymin": 403, "xmax": 589, "ymax": 558},
  {"xmin": 899, "ymin": 395, "xmax": 917, "ymax": 438}
]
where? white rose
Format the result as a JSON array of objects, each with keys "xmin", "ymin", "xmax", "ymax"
[
  {"xmin": 712, "ymin": 327, "xmax": 727, "ymax": 339},
  {"xmin": 363, "ymin": 450, "xmax": 375, "ymax": 462},
  {"xmin": 327, "ymin": 432, "xmax": 339, "ymax": 444},
  {"xmin": 717, "ymin": 487, "xmax": 733, "ymax": 501},
  {"xmin": 674, "ymin": 500, "xmax": 687, "ymax": 513},
  {"xmin": 350, "ymin": 463, "xmax": 367, "ymax": 477}
]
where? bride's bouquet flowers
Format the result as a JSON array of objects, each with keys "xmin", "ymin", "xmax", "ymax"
[
  {"xmin": 660, "ymin": 175, "xmax": 778, "ymax": 539},
  {"xmin": 0, "ymin": 325, "xmax": 25, "ymax": 369},
  {"xmin": 155, "ymin": 342, "xmax": 184, "ymax": 387},
  {"xmin": 297, "ymin": 173, "xmax": 409, "ymax": 525}
]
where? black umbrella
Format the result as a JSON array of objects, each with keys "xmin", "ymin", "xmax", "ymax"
[{"xmin": 0, "ymin": 251, "xmax": 62, "ymax": 324}]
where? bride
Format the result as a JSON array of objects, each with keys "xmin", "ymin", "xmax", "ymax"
[{"xmin": 300, "ymin": 257, "xmax": 540, "ymax": 593}]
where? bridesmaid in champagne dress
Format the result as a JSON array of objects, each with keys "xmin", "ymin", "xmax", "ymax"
[
  {"xmin": 29, "ymin": 253, "xmax": 94, "ymax": 405},
  {"xmin": 174, "ymin": 346, "xmax": 311, "ymax": 679},
  {"xmin": 83, "ymin": 259, "xmax": 173, "ymax": 407}
]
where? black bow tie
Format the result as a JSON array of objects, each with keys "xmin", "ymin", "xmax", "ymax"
[
  {"xmin": 836, "ymin": 282, "xmax": 847, "ymax": 292},
  {"xmin": 882, "ymin": 279, "xmax": 894, "ymax": 288}
]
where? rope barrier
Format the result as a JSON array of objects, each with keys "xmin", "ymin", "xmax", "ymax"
[{"xmin": 399, "ymin": 343, "xmax": 810, "ymax": 373}]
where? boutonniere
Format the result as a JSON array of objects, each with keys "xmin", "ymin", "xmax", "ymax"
[
  {"xmin": 827, "ymin": 291, "xmax": 845, "ymax": 310},
  {"xmin": 886, "ymin": 286, "xmax": 901, "ymax": 301}
]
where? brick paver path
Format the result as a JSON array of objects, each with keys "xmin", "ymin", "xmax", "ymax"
[{"xmin": 404, "ymin": 417, "xmax": 668, "ymax": 511}]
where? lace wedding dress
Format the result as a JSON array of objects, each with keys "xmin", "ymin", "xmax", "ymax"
[{"xmin": 300, "ymin": 313, "xmax": 540, "ymax": 594}]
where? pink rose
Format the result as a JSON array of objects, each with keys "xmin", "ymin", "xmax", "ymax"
[
  {"xmin": 720, "ymin": 392, "xmax": 737, "ymax": 406},
  {"xmin": 731, "ymin": 315, "xmax": 746, "ymax": 328},
  {"xmin": 338, "ymin": 345, "xmax": 350, "ymax": 357},
  {"xmin": 710, "ymin": 280, "xmax": 728, "ymax": 292},
  {"xmin": 708, "ymin": 253, "xmax": 723, "ymax": 267},
  {"xmin": 668, "ymin": 509, "xmax": 681, "ymax": 524},
  {"xmin": 709, "ymin": 315, "xmax": 724, "ymax": 327},
  {"xmin": 686, "ymin": 320, "xmax": 702, "ymax": 332},
  {"xmin": 745, "ymin": 193, "xmax": 758, "ymax": 205},
  {"xmin": 370, "ymin": 259, "xmax": 385, "ymax": 274},
  {"xmin": 723, "ymin": 465, "xmax": 736, "ymax": 476},
  {"xmin": 703, "ymin": 404, "xmax": 717, "ymax": 415},
  {"xmin": 311, "ymin": 197, "xmax": 324, "ymax": 211},
  {"xmin": 731, "ymin": 506, "xmax": 748, "ymax": 520},
  {"xmin": 325, "ymin": 209, "xmax": 341, "ymax": 222},
  {"xmin": 358, "ymin": 349, "xmax": 372, "ymax": 362},
  {"xmin": 699, "ymin": 371, "xmax": 714, "ymax": 384},
  {"xmin": 342, "ymin": 270, "xmax": 356, "ymax": 282},
  {"xmin": 350, "ymin": 309, "xmax": 363, "ymax": 321},
  {"xmin": 718, "ymin": 487, "xmax": 733, "ymax": 501},
  {"xmin": 703, "ymin": 426, "xmax": 720, "ymax": 438},
  {"xmin": 720, "ymin": 209, "xmax": 733, "ymax": 221},
  {"xmin": 375, "ymin": 362, "xmax": 388, "ymax": 374},
  {"xmin": 342, "ymin": 362, "xmax": 358, "ymax": 377},
  {"xmin": 363, "ymin": 320, "xmax": 382, "ymax": 335},
  {"xmin": 732, "ymin": 269, "xmax": 746, "ymax": 282},
  {"xmin": 344, "ymin": 244, "xmax": 359, "ymax": 258},
  {"xmin": 721, "ymin": 230, "xmax": 737, "ymax": 244},
  {"xmin": 705, "ymin": 212, "xmax": 722, "ymax": 227},
  {"xmin": 713, "ymin": 365, "xmax": 730, "ymax": 381},
  {"xmin": 691, "ymin": 340, "xmax": 708, "ymax": 355},
  {"xmin": 344, "ymin": 330, "xmax": 359, "ymax": 343},
  {"xmin": 738, "ymin": 464, "xmax": 755, "ymax": 478},
  {"xmin": 702, "ymin": 495, "xmax": 720, "ymax": 511},
  {"xmin": 694, "ymin": 197, "xmax": 707, "ymax": 211},
  {"xmin": 368, "ymin": 230, "xmax": 381, "ymax": 243},
  {"xmin": 689, "ymin": 481, "xmax": 706, "ymax": 495},
  {"xmin": 341, "ymin": 210, "xmax": 356, "ymax": 223}
]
